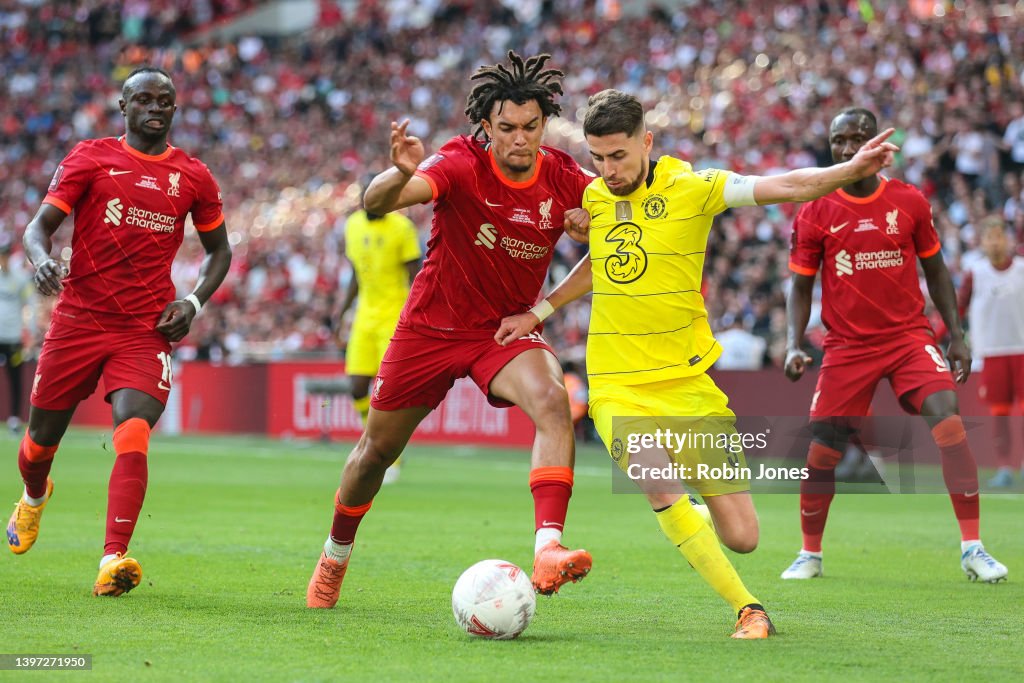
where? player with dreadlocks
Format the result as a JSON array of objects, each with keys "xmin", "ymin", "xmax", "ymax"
[{"xmin": 306, "ymin": 51, "xmax": 594, "ymax": 609}]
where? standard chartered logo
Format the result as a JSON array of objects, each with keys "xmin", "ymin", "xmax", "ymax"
[
  {"xmin": 473, "ymin": 223, "xmax": 549, "ymax": 260},
  {"xmin": 104, "ymin": 198, "xmax": 124, "ymax": 226},
  {"xmin": 474, "ymin": 223, "xmax": 497, "ymax": 249},
  {"xmin": 103, "ymin": 197, "xmax": 176, "ymax": 233},
  {"xmin": 836, "ymin": 249, "xmax": 853, "ymax": 277},
  {"xmin": 836, "ymin": 248, "xmax": 904, "ymax": 277}
]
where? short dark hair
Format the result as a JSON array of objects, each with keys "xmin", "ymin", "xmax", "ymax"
[
  {"xmin": 583, "ymin": 89, "xmax": 645, "ymax": 138},
  {"xmin": 122, "ymin": 66, "xmax": 175, "ymax": 99},
  {"xmin": 831, "ymin": 107, "xmax": 878, "ymax": 132},
  {"xmin": 464, "ymin": 51, "xmax": 564, "ymax": 140}
]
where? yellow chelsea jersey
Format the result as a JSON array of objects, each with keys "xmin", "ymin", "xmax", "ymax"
[
  {"xmin": 584, "ymin": 155, "xmax": 734, "ymax": 387},
  {"xmin": 345, "ymin": 210, "xmax": 422, "ymax": 325}
]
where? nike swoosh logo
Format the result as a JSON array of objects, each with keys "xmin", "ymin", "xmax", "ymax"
[
  {"xmin": 829, "ymin": 222, "xmax": 848, "ymax": 233},
  {"xmin": 108, "ymin": 169, "xmax": 133, "ymax": 176},
  {"xmin": 800, "ymin": 509, "xmax": 822, "ymax": 517},
  {"xmin": 540, "ymin": 521, "xmax": 562, "ymax": 528},
  {"xmin": 158, "ymin": 382, "xmax": 171, "ymax": 391},
  {"xmin": 114, "ymin": 517, "xmax": 133, "ymax": 523},
  {"xmin": 964, "ymin": 490, "xmax": 978, "ymax": 498},
  {"xmin": 484, "ymin": 199, "xmax": 502, "ymax": 207}
]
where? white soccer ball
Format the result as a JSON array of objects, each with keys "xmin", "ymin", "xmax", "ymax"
[{"xmin": 451, "ymin": 559, "xmax": 536, "ymax": 639}]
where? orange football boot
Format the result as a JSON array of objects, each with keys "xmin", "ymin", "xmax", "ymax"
[
  {"xmin": 531, "ymin": 540, "xmax": 592, "ymax": 595},
  {"xmin": 93, "ymin": 553, "xmax": 143, "ymax": 596},
  {"xmin": 731, "ymin": 605, "xmax": 777, "ymax": 639},
  {"xmin": 306, "ymin": 552, "xmax": 350, "ymax": 608},
  {"xmin": 7, "ymin": 478, "xmax": 54, "ymax": 554}
]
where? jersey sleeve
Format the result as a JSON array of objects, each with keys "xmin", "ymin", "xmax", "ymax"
[
  {"xmin": 42, "ymin": 142, "xmax": 92, "ymax": 215},
  {"xmin": 788, "ymin": 203, "xmax": 823, "ymax": 276},
  {"xmin": 413, "ymin": 138, "xmax": 467, "ymax": 202},
  {"xmin": 692, "ymin": 168, "xmax": 731, "ymax": 216},
  {"xmin": 397, "ymin": 215, "xmax": 422, "ymax": 262},
  {"xmin": 190, "ymin": 163, "xmax": 224, "ymax": 232},
  {"xmin": 910, "ymin": 193, "xmax": 941, "ymax": 258}
]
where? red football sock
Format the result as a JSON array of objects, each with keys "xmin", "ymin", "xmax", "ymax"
[
  {"xmin": 17, "ymin": 432, "xmax": 58, "ymax": 499},
  {"xmin": 330, "ymin": 492, "xmax": 372, "ymax": 544},
  {"xmin": 799, "ymin": 441, "xmax": 842, "ymax": 553},
  {"xmin": 104, "ymin": 419, "xmax": 150, "ymax": 557},
  {"xmin": 529, "ymin": 466, "xmax": 573, "ymax": 533},
  {"xmin": 932, "ymin": 416, "xmax": 980, "ymax": 541}
]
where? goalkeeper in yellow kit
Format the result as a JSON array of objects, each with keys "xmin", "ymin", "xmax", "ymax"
[
  {"xmin": 496, "ymin": 89, "xmax": 897, "ymax": 638},
  {"xmin": 338, "ymin": 206, "xmax": 421, "ymax": 482}
]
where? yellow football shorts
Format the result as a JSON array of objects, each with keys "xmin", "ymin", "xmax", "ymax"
[
  {"xmin": 590, "ymin": 374, "xmax": 750, "ymax": 496},
  {"xmin": 345, "ymin": 318, "xmax": 397, "ymax": 377}
]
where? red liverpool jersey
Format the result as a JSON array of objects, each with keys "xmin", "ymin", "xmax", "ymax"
[
  {"xmin": 403, "ymin": 135, "xmax": 592, "ymax": 338},
  {"xmin": 789, "ymin": 177, "xmax": 941, "ymax": 346},
  {"xmin": 43, "ymin": 137, "xmax": 223, "ymax": 332}
]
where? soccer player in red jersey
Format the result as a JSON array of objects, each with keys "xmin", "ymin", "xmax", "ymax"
[
  {"xmin": 5, "ymin": 68, "xmax": 232, "ymax": 596},
  {"xmin": 306, "ymin": 52, "xmax": 594, "ymax": 608},
  {"xmin": 782, "ymin": 108, "xmax": 1008, "ymax": 582}
]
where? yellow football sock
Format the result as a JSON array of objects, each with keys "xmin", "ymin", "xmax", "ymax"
[
  {"xmin": 655, "ymin": 497, "xmax": 758, "ymax": 612},
  {"xmin": 353, "ymin": 396, "xmax": 370, "ymax": 425}
]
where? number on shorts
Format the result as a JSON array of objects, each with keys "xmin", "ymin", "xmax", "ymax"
[
  {"xmin": 924, "ymin": 344, "xmax": 947, "ymax": 373},
  {"xmin": 157, "ymin": 351, "xmax": 173, "ymax": 390}
]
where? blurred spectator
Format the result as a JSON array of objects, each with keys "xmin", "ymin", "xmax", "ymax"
[{"xmin": 2, "ymin": 1, "xmax": 1023, "ymax": 366}]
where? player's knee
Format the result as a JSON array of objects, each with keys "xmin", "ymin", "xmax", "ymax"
[
  {"xmin": 723, "ymin": 532, "xmax": 759, "ymax": 554},
  {"xmin": 526, "ymin": 382, "xmax": 572, "ymax": 427},
  {"xmin": 715, "ymin": 515, "xmax": 759, "ymax": 553},
  {"xmin": 357, "ymin": 432, "xmax": 403, "ymax": 469}
]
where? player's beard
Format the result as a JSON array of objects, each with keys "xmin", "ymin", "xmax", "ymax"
[{"xmin": 606, "ymin": 167, "xmax": 646, "ymax": 197}]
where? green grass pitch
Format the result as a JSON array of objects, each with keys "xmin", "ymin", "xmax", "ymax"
[{"xmin": 0, "ymin": 428, "xmax": 1019, "ymax": 681}]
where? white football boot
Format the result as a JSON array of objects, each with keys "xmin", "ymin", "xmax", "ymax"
[
  {"xmin": 780, "ymin": 552, "xmax": 823, "ymax": 579},
  {"xmin": 961, "ymin": 544, "xmax": 1008, "ymax": 583}
]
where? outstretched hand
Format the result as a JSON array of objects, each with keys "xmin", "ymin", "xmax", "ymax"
[
  {"xmin": 494, "ymin": 312, "xmax": 541, "ymax": 346},
  {"xmin": 848, "ymin": 128, "xmax": 899, "ymax": 179},
  {"xmin": 390, "ymin": 119, "xmax": 425, "ymax": 176},
  {"xmin": 156, "ymin": 300, "xmax": 197, "ymax": 342}
]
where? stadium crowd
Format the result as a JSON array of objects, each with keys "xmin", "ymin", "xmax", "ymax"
[{"xmin": 1, "ymin": 0, "xmax": 1023, "ymax": 369}]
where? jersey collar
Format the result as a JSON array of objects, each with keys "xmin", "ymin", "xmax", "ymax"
[
  {"xmin": 837, "ymin": 176, "xmax": 887, "ymax": 204},
  {"xmin": 486, "ymin": 144, "xmax": 544, "ymax": 189},
  {"xmin": 119, "ymin": 136, "xmax": 175, "ymax": 162}
]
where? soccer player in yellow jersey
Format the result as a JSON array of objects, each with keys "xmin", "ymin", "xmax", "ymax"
[
  {"xmin": 337, "ymin": 206, "xmax": 421, "ymax": 482},
  {"xmin": 496, "ymin": 89, "xmax": 898, "ymax": 638}
]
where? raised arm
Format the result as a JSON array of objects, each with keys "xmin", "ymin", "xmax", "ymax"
[
  {"xmin": 752, "ymin": 129, "xmax": 898, "ymax": 205},
  {"xmin": 494, "ymin": 253, "xmax": 593, "ymax": 346},
  {"xmin": 363, "ymin": 120, "xmax": 434, "ymax": 214},
  {"xmin": 23, "ymin": 204, "xmax": 69, "ymax": 296}
]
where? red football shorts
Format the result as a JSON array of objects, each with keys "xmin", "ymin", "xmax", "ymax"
[
  {"xmin": 810, "ymin": 332, "xmax": 956, "ymax": 418},
  {"xmin": 31, "ymin": 321, "xmax": 173, "ymax": 410},
  {"xmin": 977, "ymin": 354, "xmax": 1024, "ymax": 413},
  {"xmin": 370, "ymin": 324, "xmax": 556, "ymax": 411}
]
